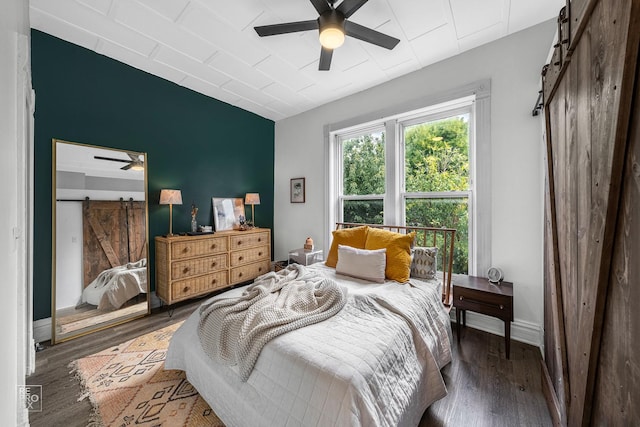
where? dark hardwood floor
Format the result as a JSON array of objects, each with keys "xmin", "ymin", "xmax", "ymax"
[{"xmin": 27, "ymin": 299, "xmax": 551, "ymax": 426}]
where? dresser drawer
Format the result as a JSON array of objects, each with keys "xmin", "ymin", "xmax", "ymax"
[
  {"xmin": 230, "ymin": 246, "xmax": 269, "ymax": 267},
  {"xmin": 171, "ymin": 254, "xmax": 227, "ymax": 280},
  {"xmin": 171, "ymin": 271, "xmax": 229, "ymax": 301},
  {"xmin": 230, "ymin": 260, "xmax": 270, "ymax": 283},
  {"xmin": 171, "ymin": 237, "xmax": 228, "ymax": 260},
  {"xmin": 230, "ymin": 231, "xmax": 270, "ymax": 250},
  {"xmin": 454, "ymin": 287, "xmax": 513, "ymax": 321}
]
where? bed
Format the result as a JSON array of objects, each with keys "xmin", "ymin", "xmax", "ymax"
[
  {"xmin": 81, "ymin": 258, "xmax": 147, "ymax": 310},
  {"xmin": 165, "ymin": 224, "xmax": 456, "ymax": 426}
]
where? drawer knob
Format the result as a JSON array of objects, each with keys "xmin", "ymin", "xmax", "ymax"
[
  {"xmin": 238, "ymin": 241, "xmax": 242, "ymax": 245},
  {"xmin": 500, "ymin": 304, "xmax": 504, "ymax": 310},
  {"xmin": 258, "ymin": 267, "xmax": 262, "ymax": 272},
  {"xmin": 239, "ymin": 256, "xmax": 244, "ymax": 261},
  {"xmin": 258, "ymin": 252, "xmax": 263, "ymax": 256},
  {"xmin": 183, "ymin": 247, "xmax": 190, "ymax": 253},
  {"xmin": 258, "ymin": 238, "xmax": 262, "ymax": 242},
  {"xmin": 211, "ymin": 244, "xmax": 216, "ymax": 249},
  {"xmin": 238, "ymin": 272, "xmax": 243, "ymax": 277},
  {"xmin": 211, "ymin": 279, "xmax": 217, "ymax": 284},
  {"xmin": 211, "ymin": 262, "xmax": 216, "ymax": 267},
  {"xmin": 459, "ymin": 296, "xmax": 464, "ymax": 301},
  {"xmin": 183, "ymin": 286, "xmax": 189, "ymax": 293},
  {"xmin": 183, "ymin": 267, "xmax": 190, "ymax": 274}
]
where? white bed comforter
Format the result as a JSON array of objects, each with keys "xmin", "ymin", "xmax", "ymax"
[
  {"xmin": 82, "ymin": 259, "xmax": 147, "ymax": 310},
  {"xmin": 165, "ymin": 263, "xmax": 452, "ymax": 427}
]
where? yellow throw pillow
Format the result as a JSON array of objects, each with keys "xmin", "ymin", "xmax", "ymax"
[
  {"xmin": 364, "ymin": 228, "xmax": 415, "ymax": 282},
  {"xmin": 325, "ymin": 225, "xmax": 369, "ymax": 267}
]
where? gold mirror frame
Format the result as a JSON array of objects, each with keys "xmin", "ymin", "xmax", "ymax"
[{"xmin": 51, "ymin": 139, "xmax": 150, "ymax": 344}]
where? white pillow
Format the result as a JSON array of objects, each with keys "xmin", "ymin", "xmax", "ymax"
[
  {"xmin": 410, "ymin": 246, "xmax": 438, "ymax": 279},
  {"xmin": 336, "ymin": 245, "xmax": 386, "ymax": 283}
]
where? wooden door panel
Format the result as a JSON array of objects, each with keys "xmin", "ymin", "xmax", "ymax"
[
  {"xmin": 543, "ymin": 0, "xmax": 639, "ymax": 424},
  {"xmin": 82, "ymin": 200, "xmax": 147, "ymax": 287},
  {"xmin": 83, "ymin": 201, "xmax": 129, "ymax": 287}
]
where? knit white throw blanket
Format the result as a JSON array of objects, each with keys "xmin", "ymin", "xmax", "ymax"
[{"xmin": 197, "ymin": 264, "xmax": 347, "ymax": 381}]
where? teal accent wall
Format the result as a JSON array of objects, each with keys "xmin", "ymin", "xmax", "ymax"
[{"xmin": 31, "ymin": 30, "xmax": 274, "ymax": 321}]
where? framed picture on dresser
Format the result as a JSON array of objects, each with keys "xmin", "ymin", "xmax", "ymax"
[
  {"xmin": 290, "ymin": 177, "xmax": 305, "ymax": 203},
  {"xmin": 212, "ymin": 197, "xmax": 244, "ymax": 231}
]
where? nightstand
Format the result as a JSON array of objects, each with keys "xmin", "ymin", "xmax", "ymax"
[
  {"xmin": 288, "ymin": 248, "xmax": 323, "ymax": 266},
  {"xmin": 453, "ymin": 274, "xmax": 514, "ymax": 359}
]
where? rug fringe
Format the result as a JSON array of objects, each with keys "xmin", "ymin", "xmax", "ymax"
[{"xmin": 68, "ymin": 360, "xmax": 106, "ymax": 427}]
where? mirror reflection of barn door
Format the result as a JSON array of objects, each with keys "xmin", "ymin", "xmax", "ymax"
[
  {"xmin": 126, "ymin": 200, "xmax": 147, "ymax": 262},
  {"xmin": 82, "ymin": 200, "xmax": 146, "ymax": 287}
]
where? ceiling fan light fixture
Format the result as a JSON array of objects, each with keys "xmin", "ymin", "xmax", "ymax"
[
  {"xmin": 130, "ymin": 162, "xmax": 144, "ymax": 171},
  {"xmin": 319, "ymin": 27, "xmax": 345, "ymax": 49}
]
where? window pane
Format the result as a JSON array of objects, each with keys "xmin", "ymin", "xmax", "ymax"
[
  {"xmin": 342, "ymin": 132, "xmax": 385, "ymax": 196},
  {"xmin": 343, "ymin": 199, "xmax": 383, "ymax": 224},
  {"xmin": 406, "ymin": 198, "xmax": 468, "ymax": 274},
  {"xmin": 404, "ymin": 115, "xmax": 469, "ymax": 193}
]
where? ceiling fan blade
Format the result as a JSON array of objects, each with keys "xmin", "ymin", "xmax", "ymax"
[
  {"xmin": 94, "ymin": 155, "xmax": 129, "ymax": 164},
  {"xmin": 319, "ymin": 46, "xmax": 333, "ymax": 71},
  {"xmin": 336, "ymin": 0, "xmax": 368, "ymax": 18},
  {"xmin": 345, "ymin": 21, "xmax": 400, "ymax": 50},
  {"xmin": 255, "ymin": 20, "xmax": 318, "ymax": 37},
  {"xmin": 120, "ymin": 163, "xmax": 133, "ymax": 170},
  {"xmin": 127, "ymin": 152, "xmax": 140, "ymax": 161},
  {"xmin": 309, "ymin": 0, "xmax": 331, "ymax": 15}
]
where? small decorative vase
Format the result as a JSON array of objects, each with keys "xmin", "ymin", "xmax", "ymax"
[
  {"xmin": 191, "ymin": 217, "xmax": 197, "ymax": 232},
  {"xmin": 304, "ymin": 237, "xmax": 314, "ymax": 251}
]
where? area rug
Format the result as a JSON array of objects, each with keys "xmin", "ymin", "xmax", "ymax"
[{"xmin": 70, "ymin": 321, "xmax": 224, "ymax": 426}]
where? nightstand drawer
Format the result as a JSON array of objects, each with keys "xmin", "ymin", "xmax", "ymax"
[
  {"xmin": 230, "ymin": 231, "xmax": 270, "ymax": 250},
  {"xmin": 171, "ymin": 254, "xmax": 228, "ymax": 280},
  {"xmin": 455, "ymin": 292, "xmax": 512, "ymax": 320},
  {"xmin": 172, "ymin": 237, "xmax": 227, "ymax": 259}
]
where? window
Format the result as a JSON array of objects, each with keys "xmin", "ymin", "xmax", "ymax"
[
  {"xmin": 402, "ymin": 111, "xmax": 471, "ymax": 274},
  {"xmin": 328, "ymin": 87, "xmax": 490, "ymax": 275},
  {"xmin": 340, "ymin": 127, "xmax": 385, "ymax": 224}
]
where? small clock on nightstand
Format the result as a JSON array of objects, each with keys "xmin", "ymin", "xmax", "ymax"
[{"xmin": 487, "ymin": 267, "xmax": 504, "ymax": 283}]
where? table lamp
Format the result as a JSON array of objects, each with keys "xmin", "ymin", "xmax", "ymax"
[
  {"xmin": 160, "ymin": 189, "xmax": 182, "ymax": 236},
  {"xmin": 245, "ymin": 193, "xmax": 260, "ymax": 227}
]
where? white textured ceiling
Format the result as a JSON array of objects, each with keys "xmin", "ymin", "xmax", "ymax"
[{"xmin": 30, "ymin": 0, "xmax": 562, "ymax": 121}]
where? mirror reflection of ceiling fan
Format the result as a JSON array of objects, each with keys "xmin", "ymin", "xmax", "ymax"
[
  {"xmin": 254, "ymin": 0, "xmax": 400, "ymax": 71},
  {"xmin": 94, "ymin": 153, "xmax": 144, "ymax": 171}
]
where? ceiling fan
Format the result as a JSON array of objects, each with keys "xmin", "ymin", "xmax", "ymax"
[
  {"xmin": 94, "ymin": 153, "xmax": 144, "ymax": 171},
  {"xmin": 254, "ymin": 0, "xmax": 400, "ymax": 71}
]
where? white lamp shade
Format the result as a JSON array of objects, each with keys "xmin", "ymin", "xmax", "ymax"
[
  {"xmin": 245, "ymin": 193, "xmax": 260, "ymax": 205},
  {"xmin": 159, "ymin": 189, "xmax": 182, "ymax": 205},
  {"xmin": 319, "ymin": 27, "xmax": 345, "ymax": 49}
]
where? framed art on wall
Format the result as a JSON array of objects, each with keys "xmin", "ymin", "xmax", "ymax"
[
  {"xmin": 290, "ymin": 178, "xmax": 305, "ymax": 203},
  {"xmin": 212, "ymin": 197, "xmax": 245, "ymax": 231}
]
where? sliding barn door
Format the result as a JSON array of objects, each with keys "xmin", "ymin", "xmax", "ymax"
[
  {"xmin": 82, "ymin": 200, "xmax": 146, "ymax": 287},
  {"xmin": 542, "ymin": 0, "xmax": 640, "ymax": 425}
]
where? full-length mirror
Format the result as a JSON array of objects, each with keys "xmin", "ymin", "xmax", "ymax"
[{"xmin": 52, "ymin": 139, "xmax": 150, "ymax": 344}]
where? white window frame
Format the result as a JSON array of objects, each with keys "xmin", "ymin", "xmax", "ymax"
[{"xmin": 324, "ymin": 81, "xmax": 491, "ymax": 276}]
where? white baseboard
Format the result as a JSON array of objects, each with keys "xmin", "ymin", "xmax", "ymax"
[
  {"xmin": 450, "ymin": 310, "xmax": 543, "ymax": 349},
  {"xmin": 149, "ymin": 292, "xmax": 162, "ymax": 309},
  {"xmin": 33, "ymin": 317, "xmax": 51, "ymax": 344}
]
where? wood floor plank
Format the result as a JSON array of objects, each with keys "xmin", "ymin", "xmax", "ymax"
[{"xmin": 27, "ymin": 299, "xmax": 551, "ymax": 426}]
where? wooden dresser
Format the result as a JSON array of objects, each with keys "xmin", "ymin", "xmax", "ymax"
[{"xmin": 155, "ymin": 228, "xmax": 271, "ymax": 305}]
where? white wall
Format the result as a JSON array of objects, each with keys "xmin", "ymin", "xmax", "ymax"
[
  {"xmin": 55, "ymin": 202, "xmax": 84, "ymax": 310},
  {"xmin": 0, "ymin": 0, "xmax": 30, "ymax": 424},
  {"xmin": 274, "ymin": 20, "xmax": 556, "ymax": 347}
]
